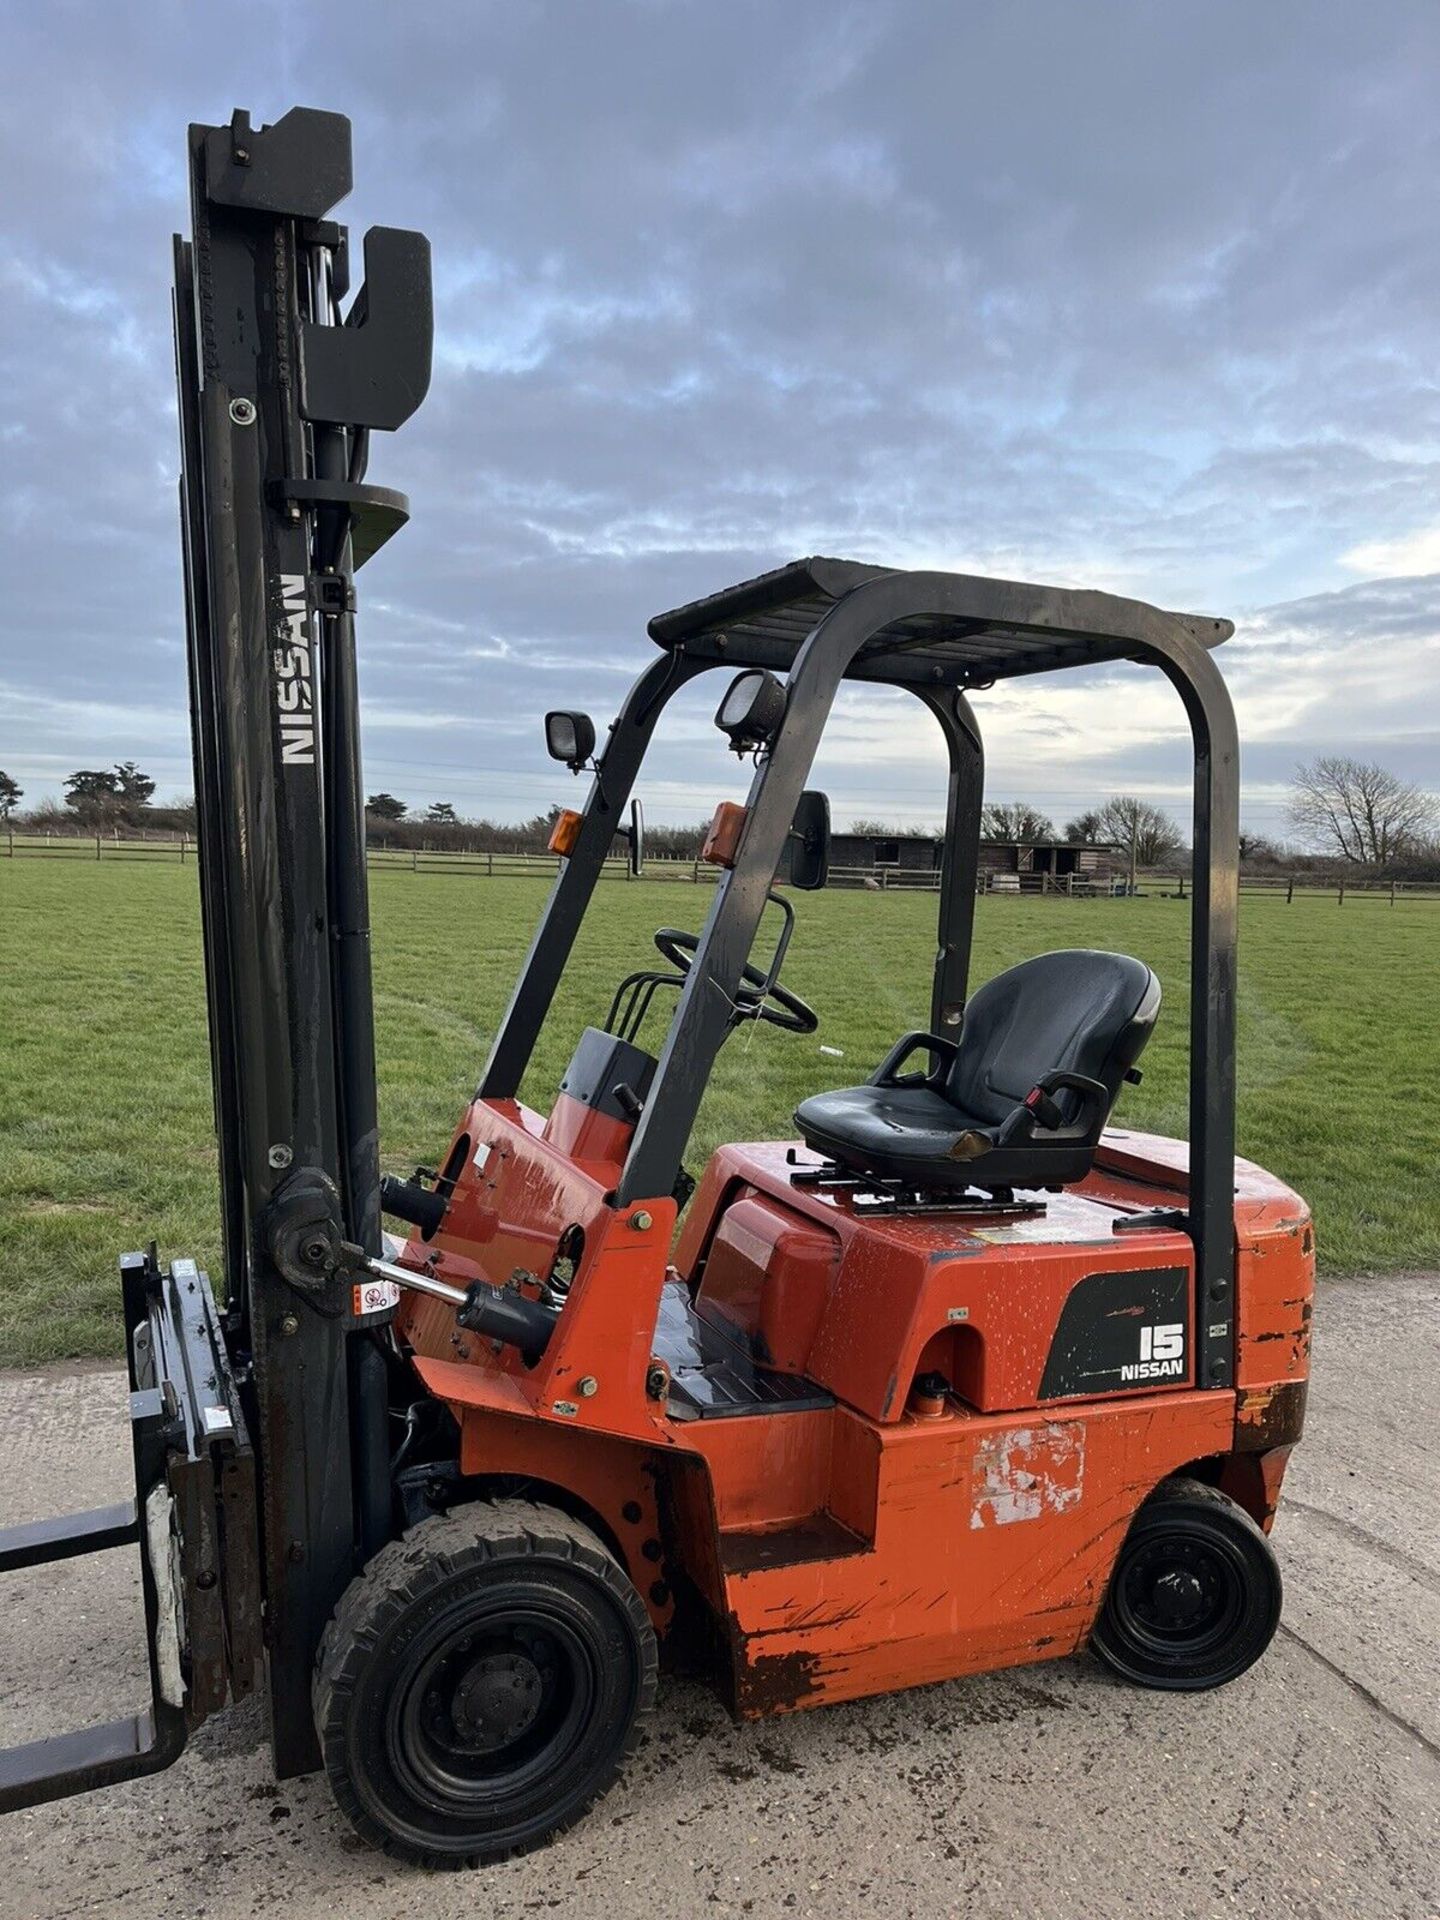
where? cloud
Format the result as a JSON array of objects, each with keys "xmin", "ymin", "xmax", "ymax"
[
  {"xmin": 1341, "ymin": 527, "xmax": 1440, "ymax": 578},
  {"xmin": 2, "ymin": 1, "xmax": 1439, "ymax": 834}
]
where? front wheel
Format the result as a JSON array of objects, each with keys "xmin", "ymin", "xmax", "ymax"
[
  {"xmin": 1091, "ymin": 1477, "xmax": 1282, "ymax": 1691},
  {"xmin": 314, "ymin": 1500, "xmax": 657, "ymax": 1867}
]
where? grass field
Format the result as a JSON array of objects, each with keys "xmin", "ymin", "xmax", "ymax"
[{"xmin": 1, "ymin": 860, "xmax": 1435, "ymax": 1365}]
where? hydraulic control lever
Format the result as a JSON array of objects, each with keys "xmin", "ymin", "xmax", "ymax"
[{"xmin": 337, "ymin": 1246, "xmax": 555, "ymax": 1362}]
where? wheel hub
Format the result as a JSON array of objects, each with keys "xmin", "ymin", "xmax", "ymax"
[
  {"xmin": 1149, "ymin": 1565, "xmax": 1207, "ymax": 1628},
  {"xmin": 450, "ymin": 1650, "xmax": 545, "ymax": 1753}
]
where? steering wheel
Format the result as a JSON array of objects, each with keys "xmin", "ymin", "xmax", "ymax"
[{"xmin": 653, "ymin": 928, "xmax": 818, "ymax": 1035}]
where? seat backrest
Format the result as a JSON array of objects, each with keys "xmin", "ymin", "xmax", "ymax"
[{"xmin": 946, "ymin": 949, "xmax": 1160, "ymax": 1127}]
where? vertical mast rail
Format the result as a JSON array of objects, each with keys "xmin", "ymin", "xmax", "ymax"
[{"xmin": 173, "ymin": 108, "xmax": 431, "ymax": 1772}]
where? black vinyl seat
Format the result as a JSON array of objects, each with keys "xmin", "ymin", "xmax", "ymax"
[{"xmin": 794, "ymin": 949, "xmax": 1160, "ymax": 1192}]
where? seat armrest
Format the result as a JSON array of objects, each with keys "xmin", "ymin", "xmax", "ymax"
[
  {"xmin": 993, "ymin": 1070, "xmax": 1111, "ymax": 1148},
  {"xmin": 867, "ymin": 1030, "xmax": 961, "ymax": 1089},
  {"xmin": 1031, "ymin": 1070, "xmax": 1110, "ymax": 1133}
]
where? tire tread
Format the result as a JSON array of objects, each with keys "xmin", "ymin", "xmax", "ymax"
[
  {"xmin": 1091, "ymin": 1477, "xmax": 1281, "ymax": 1692},
  {"xmin": 313, "ymin": 1499, "xmax": 657, "ymax": 1869}
]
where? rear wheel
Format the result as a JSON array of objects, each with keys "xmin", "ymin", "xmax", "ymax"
[
  {"xmin": 1091, "ymin": 1477, "xmax": 1281, "ymax": 1690},
  {"xmin": 314, "ymin": 1500, "xmax": 656, "ymax": 1867}
]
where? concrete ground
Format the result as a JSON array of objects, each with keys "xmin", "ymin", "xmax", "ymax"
[{"xmin": 0, "ymin": 1272, "xmax": 1436, "ymax": 1920}]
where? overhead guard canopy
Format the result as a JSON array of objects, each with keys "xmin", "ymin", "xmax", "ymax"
[{"xmin": 649, "ymin": 555, "xmax": 1232, "ymax": 689}]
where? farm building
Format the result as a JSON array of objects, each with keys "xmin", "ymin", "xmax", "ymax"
[
  {"xmin": 979, "ymin": 839, "xmax": 1118, "ymax": 891},
  {"xmin": 829, "ymin": 830, "xmax": 944, "ymax": 874},
  {"xmin": 830, "ymin": 830, "xmax": 1118, "ymax": 891}
]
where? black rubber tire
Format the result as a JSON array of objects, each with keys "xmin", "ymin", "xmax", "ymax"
[
  {"xmin": 1091, "ymin": 1476, "xmax": 1282, "ymax": 1691},
  {"xmin": 313, "ymin": 1499, "xmax": 657, "ymax": 1867}
]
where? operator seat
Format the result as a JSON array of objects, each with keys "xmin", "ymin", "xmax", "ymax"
[{"xmin": 794, "ymin": 949, "xmax": 1160, "ymax": 1192}]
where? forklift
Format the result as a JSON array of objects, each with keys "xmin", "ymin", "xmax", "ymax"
[{"xmin": 0, "ymin": 107, "xmax": 1313, "ymax": 1868}]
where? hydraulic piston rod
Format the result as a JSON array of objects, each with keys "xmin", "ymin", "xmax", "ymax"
[{"xmin": 347, "ymin": 1252, "xmax": 555, "ymax": 1361}]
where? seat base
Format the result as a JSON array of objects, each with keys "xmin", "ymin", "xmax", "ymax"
[
  {"xmin": 794, "ymin": 1080, "xmax": 1099, "ymax": 1190},
  {"xmin": 788, "ymin": 1153, "xmax": 1048, "ymax": 1217}
]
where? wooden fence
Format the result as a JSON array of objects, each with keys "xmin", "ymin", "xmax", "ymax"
[
  {"xmin": 1139, "ymin": 869, "xmax": 1440, "ymax": 905},
  {"xmin": 5, "ymin": 829, "xmax": 206, "ymax": 863},
  {"xmin": 4, "ymin": 831, "xmax": 1437, "ymax": 902}
]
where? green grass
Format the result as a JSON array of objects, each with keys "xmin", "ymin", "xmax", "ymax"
[{"xmin": 1, "ymin": 860, "xmax": 1435, "ymax": 1365}]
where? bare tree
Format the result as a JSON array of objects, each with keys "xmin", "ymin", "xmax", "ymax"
[
  {"xmin": 1238, "ymin": 829, "xmax": 1281, "ymax": 864},
  {"xmin": 1287, "ymin": 756, "xmax": 1439, "ymax": 865},
  {"xmin": 1090, "ymin": 795, "xmax": 1184, "ymax": 888},
  {"xmin": 1064, "ymin": 808, "xmax": 1104, "ymax": 844},
  {"xmin": 981, "ymin": 802, "xmax": 1056, "ymax": 842}
]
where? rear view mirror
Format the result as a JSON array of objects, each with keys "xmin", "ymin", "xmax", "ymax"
[
  {"xmin": 787, "ymin": 790, "xmax": 830, "ymax": 890},
  {"xmin": 628, "ymin": 798, "xmax": 644, "ymax": 877},
  {"xmin": 544, "ymin": 710, "xmax": 595, "ymax": 771}
]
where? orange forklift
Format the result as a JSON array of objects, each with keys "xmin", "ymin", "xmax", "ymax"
[{"xmin": 0, "ymin": 108, "xmax": 1312, "ymax": 1868}]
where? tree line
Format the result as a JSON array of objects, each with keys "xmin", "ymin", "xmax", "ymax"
[
  {"xmin": 362, "ymin": 796, "xmax": 709, "ymax": 858},
  {"xmin": 3, "ymin": 757, "xmax": 1436, "ymax": 878},
  {"xmin": 851, "ymin": 758, "xmax": 1440, "ymax": 879},
  {"xmin": 0, "ymin": 763, "xmax": 194, "ymax": 834}
]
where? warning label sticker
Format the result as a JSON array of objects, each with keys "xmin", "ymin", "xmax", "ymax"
[{"xmin": 352, "ymin": 1279, "xmax": 402, "ymax": 1318}]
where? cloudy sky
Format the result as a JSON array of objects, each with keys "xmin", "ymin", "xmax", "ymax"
[{"xmin": 2, "ymin": 1, "xmax": 1437, "ymax": 838}]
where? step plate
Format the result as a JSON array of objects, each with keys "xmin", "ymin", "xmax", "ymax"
[
  {"xmin": 655, "ymin": 1281, "xmax": 833, "ymax": 1421},
  {"xmin": 721, "ymin": 1513, "xmax": 868, "ymax": 1575}
]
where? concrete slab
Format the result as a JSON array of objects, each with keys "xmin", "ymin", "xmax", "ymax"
[{"xmin": 0, "ymin": 1274, "xmax": 1436, "ymax": 1920}]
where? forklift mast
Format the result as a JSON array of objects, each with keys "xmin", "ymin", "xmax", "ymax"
[
  {"xmin": 0, "ymin": 105, "xmax": 432, "ymax": 1811},
  {"xmin": 172, "ymin": 106, "xmax": 431, "ymax": 1773}
]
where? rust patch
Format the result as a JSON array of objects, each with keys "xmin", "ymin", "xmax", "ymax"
[{"xmin": 1234, "ymin": 1379, "xmax": 1307, "ymax": 1451}]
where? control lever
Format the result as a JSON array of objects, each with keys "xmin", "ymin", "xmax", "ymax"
[{"xmin": 337, "ymin": 1246, "xmax": 554, "ymax": 1361}]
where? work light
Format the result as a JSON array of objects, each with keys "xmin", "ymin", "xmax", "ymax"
[
  {"xmin": 544, "ymin": 710, "xmax": 596, "ymax": 771},
  {"xmin": 714, "ymin": 669, "xmax": 786, "ymax": 753}
]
